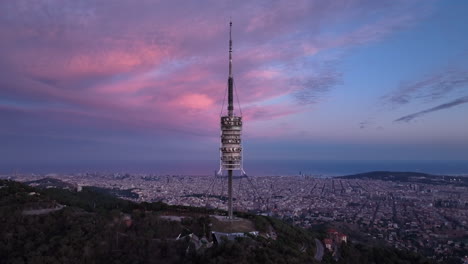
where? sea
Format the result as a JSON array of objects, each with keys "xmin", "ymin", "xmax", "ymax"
[{"xmin": 2, "ymin": 160, "xmax": 468, "ymax": 177}]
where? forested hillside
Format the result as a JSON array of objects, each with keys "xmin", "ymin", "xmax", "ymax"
[{"xmin": 0, "ymin": 180, "xmax": 433, "ymax": 264}]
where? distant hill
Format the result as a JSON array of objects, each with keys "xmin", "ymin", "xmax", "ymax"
[
  {"xmin": 24, "ymin": 177, "xmax": 139, "ymax": 199},
  {"xmin": 25, "ymin": 177, "xmax": 76, "ymax": 190},
  {"xmin": 0, "ymin": 179, "xmax": 434, "ymax": 264},
  {"xmin": 337, "ymin": 171, "xmax": 468, "ymax": 186}
]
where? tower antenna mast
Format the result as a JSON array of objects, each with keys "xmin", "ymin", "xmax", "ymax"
[{"xmin": 228, "ymin": 20, "xmax": 233, "ymax": 117}]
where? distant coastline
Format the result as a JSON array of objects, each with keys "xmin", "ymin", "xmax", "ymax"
[{"xmin": 1, "ymin": 160, "xmax": 467, "ymax": 177}]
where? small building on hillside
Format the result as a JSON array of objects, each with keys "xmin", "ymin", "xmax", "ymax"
[
  {"xmin": 324, "ymin": 238, "xmax": 333, "ymax": 251},
  {"xmin": 211, "ymin": 231, "xmax": 259, "ymax": 244}
]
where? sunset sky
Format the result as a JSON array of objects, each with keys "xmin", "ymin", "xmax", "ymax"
[{"xmin": 1, "ymin": 0, "xmax": 467, "ymax": 171}]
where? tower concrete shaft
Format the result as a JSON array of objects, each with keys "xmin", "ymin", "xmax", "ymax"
[{"xmin": 228, "ymin": 170, "xmax": 233, "ymax": 219}]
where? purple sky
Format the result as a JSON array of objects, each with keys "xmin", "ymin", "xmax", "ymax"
[{"xmin": 1, "ymin": 0, "xmax": 467, "ymax": 171}]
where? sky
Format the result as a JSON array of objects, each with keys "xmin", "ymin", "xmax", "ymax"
[{"xmin": 0, "ymin": 0, "xmax": 467, "ymax": 173}]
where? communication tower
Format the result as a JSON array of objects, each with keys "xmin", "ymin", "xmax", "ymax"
[{"xmin": 217, "ymin": 21, "xmax": 246, "ymax": 220}]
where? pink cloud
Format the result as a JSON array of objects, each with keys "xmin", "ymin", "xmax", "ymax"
[
  {"xmin": 0, "ymin": 0, "xmax": 432, "ymax": 139},
  {"xmin": 173, "ymin": 93, "xmax": 215, "ymax": 110}
]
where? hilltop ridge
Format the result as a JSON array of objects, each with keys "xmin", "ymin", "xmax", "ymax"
[{"xmin": 337, "ymin": 171, "xmax": 468, "ymax": 186}]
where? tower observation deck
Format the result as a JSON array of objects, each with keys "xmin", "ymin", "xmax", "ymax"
[{"xmin": 217, "ymin": 21, "xmax": 246, "ymax": 220}]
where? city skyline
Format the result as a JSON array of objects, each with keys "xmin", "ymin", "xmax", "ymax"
[{"xmin": 1, "ymin": 1, "xmax": 468, "ymax": 169}]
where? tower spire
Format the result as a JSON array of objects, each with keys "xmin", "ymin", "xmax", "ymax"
[
  {"xmin": 228, "ymin": 20, "xmax": 234, "ymax": 116},
  {"xmin": 229, "ymin": 20, "xmax": 233, "ymax": 78}
]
